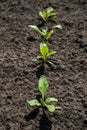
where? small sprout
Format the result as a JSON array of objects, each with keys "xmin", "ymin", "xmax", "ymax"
[
  {"xmin": 37, "ymin": 41, "xmax": 56, "ymax": 65},
  {"xmin": 29, "ymin": 25, "xmax": 62, "ymax": 40},
  {"xmin": 39, "ymin": 7, "xmax": 57, "ymax": 21},
  {"xmin": 27, "ymin": 75, "xmax": 61, "ymax": 112}
]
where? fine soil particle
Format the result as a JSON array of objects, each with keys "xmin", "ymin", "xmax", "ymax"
[{"xmin": 0, "ymin": 0, "xmax": 87, "ymax": 130}]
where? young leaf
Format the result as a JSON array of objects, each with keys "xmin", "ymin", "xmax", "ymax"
[
  {"xmin": 48, "ymin": 13, "xmax": 57, "ymax": 18},
  {"xmin": 40, "ymin": 41, "xmax": 49, "ymax": 57},
  {"xmin": 27, "ymin": 99, "xmax": 41, "ymax": 106},
  {"xmin": 39, "ymin": 11, "xmax": 47, "ymax": 21},
  {"xmin": 37, "ymin": 56, "xmax": 43, "ymax": 59},
  {"xmin": 46, "ymin": 105, "xmax": 56, "ymax": 112},
  {"xmin": 55, "ymin": 106, "xmax": 61, "ymax": 110},
  {"xmin": 45, "ymin": 97, "xmax": 58, "ymax": 103},
  {"xmin": 45, "ymin": 30, "xmax": 54, "ymax": 40},
  {"xmin": 39, "ymin": 7, "xmax": 57, "ymax": 21},
  {"xmin": 47, "ymin": 51, "xmax": 56, "ymax": 58},
  {"xmin": 38, "ymin": 75, "xmax": 49, "ymax": 99},
  {"xmin": 42, "ymin": 29, "xmax": 48, "ymax": 34},
  {"xmin": 29, "ymin": 25, "xmax": 42, "ymax": 34},
  {"xmin": 48, "ymin": 61, "xmax": 54, "ymax": 65},
  {"xmin": 47, "ymin": 7, "xmax": 54, "ymax": 13},
  {"xmin": 52, "ymin": 25, "xmax": 62, "ymax": 30}
]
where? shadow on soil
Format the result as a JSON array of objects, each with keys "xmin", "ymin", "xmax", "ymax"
[
  {"xmin": 37, "ymin": 20, "xmax": 45, "ymax": 28},
  {"xmin": 24, "ymin": 108, "xmax": 39, "ymax": 122},
  {"xmin": 36, "ymin": 62, "xmax": 56, "ymax": 79},
  {"xmin": 36, "ymin": 64, "xmax": 45, "ymax": 78},
  {"xmin": 27, "ymin": 36, "xmax": 36, "ymax": 42},
  {"xmin": 39, "ymin": 113, "xmax": 52, "ymax": 130},
  {"xmin": 24, "ymin": 105, "xmax": 52, "ymax": 130}
]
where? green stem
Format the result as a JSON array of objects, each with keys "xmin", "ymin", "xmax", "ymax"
[
  {"xmin": 43, "ymin": 54, "xmax": 47, "ymax": 63},
  {"xmin": 40, "ymin": 98, "xmax": 47, "ymax": 107}
]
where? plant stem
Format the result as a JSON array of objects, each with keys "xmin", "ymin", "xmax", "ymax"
[{"xmin": 40, "ymin": 98, "xmax": 46, "ymax": 107}]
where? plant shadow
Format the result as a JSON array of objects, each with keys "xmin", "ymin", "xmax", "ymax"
[
  {"xmin": 27, "ymin": 36, "xmax": 36, "ymax": 42},
  {"xmin": 24, "ymin": 107, "xmax": 39, "ymax": 122},
  {"xmin": 36, "ymin": 63, "xmax": 45, "ymax": 78},
  {"xmin": 39, "ymin": 113, "xmax": 52, "ymax": 130},
  {"xmin": 37, "ymin": 21, "xmax": 45, "ymax": 28}
]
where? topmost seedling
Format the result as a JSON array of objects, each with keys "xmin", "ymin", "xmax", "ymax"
[{"xmin": 39, "ymin": 7, "xmax": 57, "ymax": 21}]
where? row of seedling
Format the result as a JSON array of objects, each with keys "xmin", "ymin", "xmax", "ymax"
[{"xmin": 27, "ymin": 7, "xmax": 62, "ymax": 112}]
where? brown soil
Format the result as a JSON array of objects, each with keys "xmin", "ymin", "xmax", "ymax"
[{"xmin": 0, "ymin": 0, "xmax": 87, "ymax": 130}]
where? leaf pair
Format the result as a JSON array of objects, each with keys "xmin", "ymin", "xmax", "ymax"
[
  {"xmin": 37, "ymin": 41, "xmax": 56, "ymax": 65},
  {"xmin": 29, "ymin": 25, "xmax": 62, "ymax": 40},
  {"xmin": 39, "ymin": 7, "xmax": 57, "ymax": 21},
  {"xmin": 27, "ymin": 75, "xmax": 61, "ymax": 112}
]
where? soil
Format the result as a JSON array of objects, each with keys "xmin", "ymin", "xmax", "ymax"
[{"xmin": 0, "ymin": 0, "xmax": 87, "ymax": 130}]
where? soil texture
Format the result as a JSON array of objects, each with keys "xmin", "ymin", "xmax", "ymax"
[{"xmin": 0, "ymin": 0, "xmax": 87, "ymax": 130}]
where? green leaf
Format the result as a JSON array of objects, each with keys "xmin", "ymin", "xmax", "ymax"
[
  {"xmin": 52, "ymin": 25, "xmax": 62, "ymax": 30},
  {"xmin": 47, "ymin": 7, "xmax": 54, "ymax": 13},
  {"xmin": 40, "ymin": 41, "xmax": 49, "ymax": 57},
  {"xmin": 48, "ymin": 13, "xmax": 57, "ymax": 19},
  {"xmin": 29, "ymin": 25, "xmax": 42, "ymax": 34},
  {"xmin": 48, "ymin": 61, "xmax": 54, "ymax": 65},
  {"xmin": 32, "ymin": 59, "xmax": 38, "ymax": 62},
  {"xmin": 46, "ymin": 105, "xmax": 56, "ymax": 112},
  {"xmin": 46, "ymin": 30, "xmax": 54, "ymax": 40},
  {"xmin": 45, "ymin": 97, "xmax": 58, "ymax": 103},
  {"xmin": 42, "ymin": 29, "xmax": 48, "ymax": 34},
  {"xmin": 55, "ymin": 106, "xmax": 61, "ymax": 110},
  {"xmin": 37, "ymin": 56, "xmax": 43, "ymax": 59},
  {"xmin": 38, "ymin": 75, "xmax": 49, "ymax": 99},
  {"xmin": 47, "ymin": 51, "xmax": 56, "ymax": 58},
  {"xmin": 39, "ymin": 7, "xmax": 56, "ymax": 21},
  {"xmin": 41, "ymin": 29, "xmax": 48, "ymax": 38},
  {"xmin": 39, "ymin": 11, "xmax": 47, "ymax": 21},
  {"xmin": 27, "ymin": 99, "xmax": 41, "ymax": 106}
]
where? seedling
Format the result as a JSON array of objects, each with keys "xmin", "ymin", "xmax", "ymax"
[
  {"xmin": 29, "ymin": 25, "xmax": 62, "ymax": 40},
  {"xmin": 39, "ymin": 7, "xmax": 57, "ymax": 21},
  {"xmin": 36, "ymin": 41, "xmax": 56, "ymax": 65},
  {"xmin": 27, "ymin": 75, "xmax": 61, "ymax": 112}
]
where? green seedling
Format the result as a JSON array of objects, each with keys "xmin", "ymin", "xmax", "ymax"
[
  {"xmin": 27, "ymin": 75, "xmax": 61, "ymax": 112},
  {"xmin": 37, "ymin": 41, "xmax": 56, "ymax": 65},
  {"xmin": 29, "ymin": 25, "xmax": 62, "ymax": 40},
  {"xmin": 39, "ymin": 7, "xmax": 57, "ymax": 21}
]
